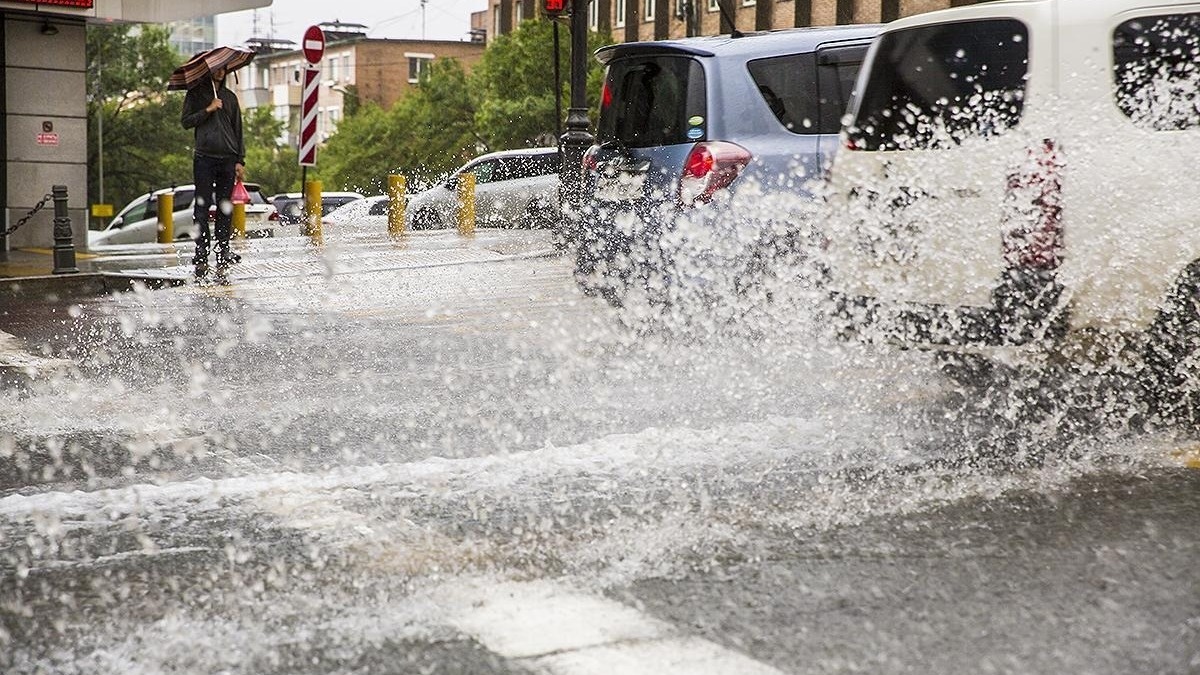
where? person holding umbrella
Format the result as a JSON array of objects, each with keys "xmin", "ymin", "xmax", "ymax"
[{"xmin": 172, "ymin": 47, "xmax": 254, "ymax": 279}]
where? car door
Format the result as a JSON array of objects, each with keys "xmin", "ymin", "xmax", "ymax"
[{"xmin": 109, "ymin": 195, "xmax": 162, "ymax": 244}]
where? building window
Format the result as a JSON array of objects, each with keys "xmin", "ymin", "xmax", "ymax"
[
  {"xmin": 707, "ymin": 0, "xmax": 718, "ymax": 11},
  {"xmin": 645, "ymin": 0, "xmax": 655, "ymax": 21},
  {"xmin": 616, "ymin": 0, "xmax": 626, "ymax": 26},
  {"xmin": 516, "ymin": 1, "xmax": 524, "ymax": 22},
  {"xmin": 741, "ymin": 0, "xmax": 755, "ymax": 5},
  {"xmin": 589, "ymin": 0, "xmax": 599, "ymax": 28},
  {"xmin": 406, "ymin": 53, "xmax": 435, "ymax": 83},
  {"xmin": 330, "ymin": 57, "xmax": 340, "ymax": 82}
]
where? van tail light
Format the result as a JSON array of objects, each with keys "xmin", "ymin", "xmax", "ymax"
[
  {"xmin": 1001, "ymin": 138, "xmax": 1064, "ymax": 270},
  {"xmin": 678, "ymin": 141, "xmax": 752, "ymax": 207},
  {"xmin": 268, "ymin": 210, "xmax": 280, "ymax": 221}
]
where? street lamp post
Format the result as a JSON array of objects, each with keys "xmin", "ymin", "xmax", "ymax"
[{"xmin": 559, "ymin": 0, "xmax": 594, "ymax": 212}]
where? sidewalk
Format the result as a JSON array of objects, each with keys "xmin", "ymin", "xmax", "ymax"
[{"xmin": 0, "ymin": 227, "xmax": 559, "ymax": 300}]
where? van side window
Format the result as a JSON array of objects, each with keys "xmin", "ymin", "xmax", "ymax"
[
  {"xmin": 817, "ymin": 45, "xmax": 869, "ymax": 134},
  {"xmin": 748, "ymin": 54, "xmax": 818, "ymax": 134},
  {"xmin": 846, "ymin": 19, "xmax": 1029, "ymax": 151},
  {"xmin": 1113, "ymin": 13, "xmax": 1200, "ymax": 131}
]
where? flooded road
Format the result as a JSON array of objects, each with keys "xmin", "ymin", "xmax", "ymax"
[{"xmin": 1, "ymin": 244, "xmax": 1197, "ymax": 673}]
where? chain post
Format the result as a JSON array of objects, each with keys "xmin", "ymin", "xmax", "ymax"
[{"xmin": 51, "ymin": 185, "xmax": 79, "ymax": 275}]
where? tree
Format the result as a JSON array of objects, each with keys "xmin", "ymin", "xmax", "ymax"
[
  {"xmin": 318, "ymin": 59, "xmax": 477, "ymax": 194},
  {"xmin": 86, "ymin": 24, "xmax": 189, "ymax": 215},
  {"xmin": 470, "ymin": 19, "xmax": 612, "ymax": 150}
]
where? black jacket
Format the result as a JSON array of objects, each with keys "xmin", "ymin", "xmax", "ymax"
[{"xmin": 181, "ymin": 79, "xmax": 245, "ymax": 164}]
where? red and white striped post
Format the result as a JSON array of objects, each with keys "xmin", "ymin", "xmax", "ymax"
[
  {"xmin": 299, "ymin": 25, "xmax": 325, "ymax": 240},
  {"xmin": 299, "ymin": 66, "xmax": 319, "ymax": 168}
]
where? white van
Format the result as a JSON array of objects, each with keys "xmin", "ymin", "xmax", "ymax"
[{"xmin": 823, "ymin": 1, "xmax": 1200, "ymax": 377}]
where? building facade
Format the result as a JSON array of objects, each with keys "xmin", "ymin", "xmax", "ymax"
[
  {"xmin": 236, "ymin": 27, "xmax": 485, "ymax": 147},
  {"xmin": 476, "ymin": 0, "xmax": 986, "ymax": 42}
]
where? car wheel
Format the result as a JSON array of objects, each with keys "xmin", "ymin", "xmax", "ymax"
[
  {"xmin": 1141, "ymin": 261, "xmax": 1200, "ymax": 428},
  {"xmin": 522, "ymin": 199, "xmax": 556, "ymax": 230},
  {"xmin": 412, "ymin": 208, "xmax": 442, "ymax": 230}
]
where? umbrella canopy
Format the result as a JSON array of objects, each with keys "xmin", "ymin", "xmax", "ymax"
[{"xmin": 168, "ymin": 46, "xmax": 256, "ymax": 91}]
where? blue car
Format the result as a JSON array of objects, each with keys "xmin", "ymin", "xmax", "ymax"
[{"xmin": 574, "ymin": 25, "xmax": 881, "ymax": 309}]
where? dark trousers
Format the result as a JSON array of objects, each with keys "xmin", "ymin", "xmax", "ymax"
[{"xmin": 193, "ymin": 154, "xmax": 236, "ymax": 265}]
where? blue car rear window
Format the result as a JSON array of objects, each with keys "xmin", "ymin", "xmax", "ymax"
[{"xmin": 597, "ymin": 56, "xmax": 706, "ymax": 148}]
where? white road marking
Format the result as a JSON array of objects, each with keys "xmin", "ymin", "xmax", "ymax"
[{"xmin": 442, "ymin": 579, "xmax": 786, "ymax": 675}]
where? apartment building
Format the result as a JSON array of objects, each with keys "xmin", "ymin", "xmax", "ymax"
[{"xmin": 476, "ymin": 0, "xmax": 987, "ymax": 42}]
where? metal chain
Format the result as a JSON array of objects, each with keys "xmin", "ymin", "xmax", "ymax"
[{"xmin": 4, "ymin": 193, "xmax": 54, "ymax": 237}]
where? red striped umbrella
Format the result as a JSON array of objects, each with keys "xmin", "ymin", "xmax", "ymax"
[{"xmin": 168, "ymin": 46, "xmax": 256, "ymax": 91}]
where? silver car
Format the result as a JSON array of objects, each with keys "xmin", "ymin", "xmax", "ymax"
[
  {"xmin": 405, "ymin": 147, "xmax": 561, "ymax": 230},
  {"xmin": 90, "ymin": 183, "xmax": 277, "ymax": 246}
]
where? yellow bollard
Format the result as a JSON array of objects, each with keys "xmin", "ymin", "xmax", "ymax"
[
  {"xmin": 304, "ymin": 179, "xmax": 323, "ymax": 245},
  {"xmin": 232, "ymin": 202, "xmax": 246, "ymax": 239},
  {"xmin": 156, "ymin": 192, "xmax": 174, "ymax": 244},
  {"xmin": 456, "ymin": 172, "xmax": 475, "ymax": 237},
  {"xmin": 388, "ymin": 174, "xmax": 407, "ymax": 238}
]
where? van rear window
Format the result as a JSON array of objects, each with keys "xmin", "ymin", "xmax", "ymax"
[
  {"xmin": 1113, "ymin": 13, "xmax": 1200, "ymax": 131},
  {"xmin": 597, "ymin": 56, "xmax": 706, "ymax": 148},
  {"xmin": 846, "ymin": 19, "xmax": 1029, "ymax": 151}
]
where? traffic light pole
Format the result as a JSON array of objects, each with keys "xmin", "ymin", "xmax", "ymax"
[{"xmin": 559, "ymin": 0, "xmax": 593, "ymax": 212}]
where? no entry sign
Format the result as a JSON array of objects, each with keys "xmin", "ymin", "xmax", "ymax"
[{"xmin": 302, "ymin": 25, "xmax": 325, "ymax": 64}]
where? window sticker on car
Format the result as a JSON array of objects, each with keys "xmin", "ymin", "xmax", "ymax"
[
  {"xmin": 687, "ymin": 127, "xmax": 703, "ymax": 139},
  {"xmin": 688, "ymin": 115, "xmax": 704, "ymax": 126}
]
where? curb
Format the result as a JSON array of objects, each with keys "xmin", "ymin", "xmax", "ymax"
[{"xmin": 0, "ymin": 272, "xmax": 185, "ymax": 303}]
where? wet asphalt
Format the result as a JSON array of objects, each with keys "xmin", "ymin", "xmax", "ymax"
[{"xmin": 0, "ymin": 238, "xmax": 1197, "ymax": 674}]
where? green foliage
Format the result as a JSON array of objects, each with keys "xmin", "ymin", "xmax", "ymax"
[
  {"xmin": 470, "ymin": 19, "xmax": 612, "ymax": 150},
  {"xmin": 86, "ymin": 24, "xmax": 189, "ymax": 212},
  {"xmin": 318, "ymin": 59, "xmax": 478, "ymax": 194}
]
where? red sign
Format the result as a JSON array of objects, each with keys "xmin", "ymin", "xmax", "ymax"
[
  {"xmin": 544, "ymin": 0, "xmax": 566, "ymax": 13},
  {"xmin": 302, "ymin": 25, "xmax": 325, "ymax": 64},
  {"xmin": 36, "ymin": 133, "xmax": 59, "ymax": 146},
  {"xmin": 298, "ymin": 66, "xmax": 319, "ymax": 166}
]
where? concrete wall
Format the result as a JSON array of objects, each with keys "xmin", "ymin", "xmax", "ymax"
[{"xmin": 3, "ymin": 14, "xmax": 88, "ymax": 250}]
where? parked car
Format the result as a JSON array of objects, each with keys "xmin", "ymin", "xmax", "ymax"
[
  {"xmin": 821, "ymin": 0, "xmax": 1200, "ymax": 411},
  {"xmin": 573, "ymin": 25, "xmax": 882, "ymax": 306},
  {"xmin": 270, "ymin": 191, "xmax": 365, "ymax": 226},
  {"xmin": 405, "ymin": 147, "xmax": 561, "ymax": 230},
  {"xmin": 89, "ymin": 185, "xmax": 197, "ymax": 246},
  {"xmin": 90, "ymin": 183, "xmax": 277, "ymax": 246},
  {"xmin": 323, "ymin": 195, "xmax": 391, "ymax": 229}
]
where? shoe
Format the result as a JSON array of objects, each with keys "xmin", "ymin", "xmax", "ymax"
[{"xmin": 194, "ymin": 261, "xmax": 209, "ymax": 279}]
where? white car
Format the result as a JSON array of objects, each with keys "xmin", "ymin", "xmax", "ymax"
[
  {"xmin": 322, "ymin": 195, "xmax": 391, "ymax": 229},
  {"xmin": 823, "ymin": 0, "xmax": 1200, "ymax": 400},
  {"xmin": 405, "ymin": 147, "xmax": 561, "ymax": 230},
  {"xmin": 90, "ymin": 183, "xmax": 278, "ymax": 246}
]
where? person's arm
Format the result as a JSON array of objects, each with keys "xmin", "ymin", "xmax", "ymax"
[{"xmin": 181, "ymin": 87, "xmax": 221, "ymax": 130}]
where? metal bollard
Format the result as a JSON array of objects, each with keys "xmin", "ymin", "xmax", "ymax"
[
  {"xmin": 388, "ymin": 174, "xmax": 406, "ymax": 238},
  {"xmin": 156, "ymin": 192, "xmax": 174, "ymax": 244},
  {"xmin": 232, "ymin": 203, "xmax": 246, "ymax": 239},
  {"xmin": 304, "ymin": 179, "xmax": 323, "ymax": 245},
  {"xmin": 456, "ymin": 172, "xmax": 475, "ymax": 237},
  {"xmin": 51, "ymin": 185, "xmax": 79, "ymax": 274}
]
